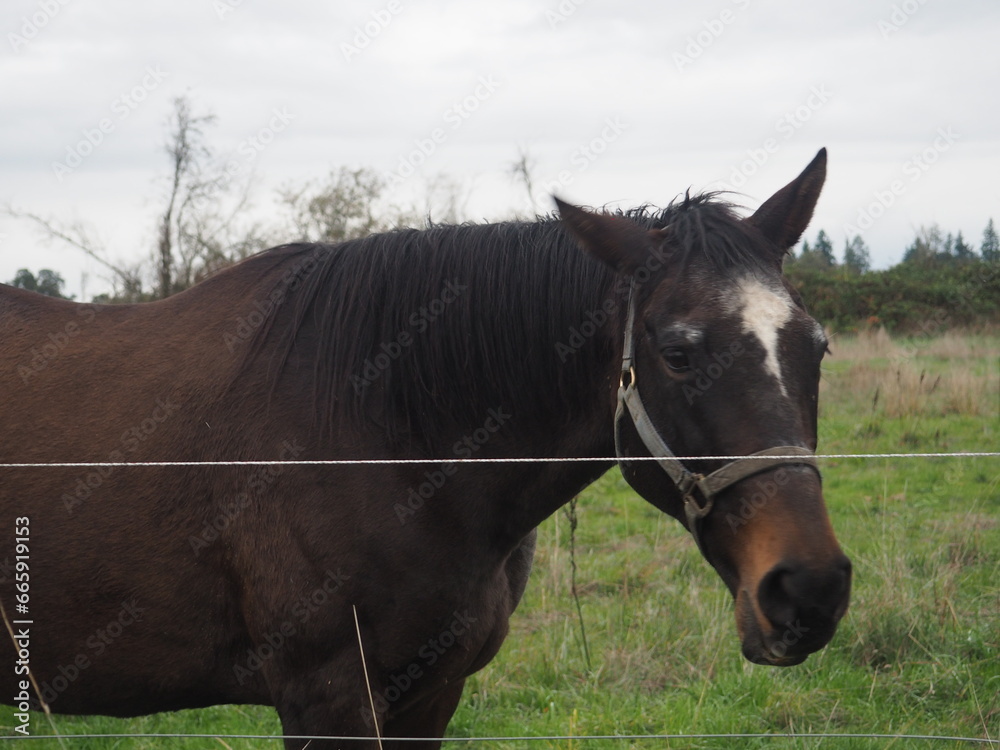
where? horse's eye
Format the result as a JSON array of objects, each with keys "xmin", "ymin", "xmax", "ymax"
[{"xmin": 663, "ymin": 348, "xmax": 691, "ymax": 372}]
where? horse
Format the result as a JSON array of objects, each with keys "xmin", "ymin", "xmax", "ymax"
[{"xmin": 0, "ymin": 149, "xmax": 850, "ymax": 748}]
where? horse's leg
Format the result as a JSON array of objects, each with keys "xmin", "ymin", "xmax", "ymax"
[
  {"xmin": 278, "ymin": 708, "xmax": 380, "ymax": 750},
  {"xmin": 273, "ymin": 678, "xmax": 466, "ymax": 750},
  {"xmin": 380, "ymin": 679, "xmax": 467, "ymax": 750},
  {"xmin": 272, "ymin": 666, "xmax": 382, "ymax": 750}
]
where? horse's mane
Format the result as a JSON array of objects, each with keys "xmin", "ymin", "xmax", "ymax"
[{"xmin": 239, "ymin": 193, "xmax": 769, "ymax": 450}]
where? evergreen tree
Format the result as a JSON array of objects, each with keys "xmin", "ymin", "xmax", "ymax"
[
  {"xmin": 792, "ymin": 232, "xmax": 837, "ymax": 271},
  {"xmin": 941, "ymin": 232, "xmax": 955, "ymax": 258},
  {"xmin": 814, "ymin": 230, "xmax": 836, "ymax": 267},
  {"xmin": 952, "ymin": 231, "xmax": 976, "ymax": 261},
  {"xmin": 796, "ymin": 238, "xmax": 812, "ymax": 263},
  {"xmin": 981, "ymin": 218, "xmax": 999, "ymax": 262},
  {"xmin": 842, "ymin": 235, "xmax": 871, "ymax": 274}
]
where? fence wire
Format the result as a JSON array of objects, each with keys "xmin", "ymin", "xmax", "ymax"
[
  {"xmin": 0, "ymin": 731, "xmax": 998, "ymax": 744},
  {"xmin": 1, "ymin": 451, "xmax": 998, "ymax": 469}
]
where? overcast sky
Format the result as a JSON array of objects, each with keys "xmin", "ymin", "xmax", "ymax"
[{"xmin": 2, "ymin": 0, "xmax": 998, "ymax": 300}]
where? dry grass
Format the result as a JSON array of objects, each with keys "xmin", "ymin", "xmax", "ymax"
[{"xmin": 823, "ymin": 328, "xmax": 999, "ymax": 418}]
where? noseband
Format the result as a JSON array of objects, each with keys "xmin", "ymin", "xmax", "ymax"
[{"xmin": 613, "ymin": 280, "xmax": 821, "ymax": 556}]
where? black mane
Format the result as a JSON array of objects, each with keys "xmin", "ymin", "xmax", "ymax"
[{"xmin": 241, "ymin": 193, "xmax": 769, "ymax": 450}]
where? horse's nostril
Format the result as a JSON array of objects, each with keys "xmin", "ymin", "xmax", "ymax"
[
  {"xmin": 758, "ymin": 558, "xmax": 852, "ymax": 631},
  {"xmin": 838, "ymin": 555, "xmax": 854, "ymax": 584},
  {"xmin": 758, "ymin": 566, "xmax": 797, "ymax": 628}
]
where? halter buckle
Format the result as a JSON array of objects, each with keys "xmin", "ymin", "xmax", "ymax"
[{"xmin": 682, "ymin": 477, "xmax": 713, "ymax": 517}]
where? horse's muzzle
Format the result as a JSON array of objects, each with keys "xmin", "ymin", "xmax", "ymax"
[{"xmin": 736, "ymin": 554, "xmax": 852, "ymax": 666}]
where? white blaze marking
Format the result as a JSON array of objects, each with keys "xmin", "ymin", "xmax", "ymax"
[{"xmin": 733, "ymin": 276, "xmax": 793, "ymax": 395}]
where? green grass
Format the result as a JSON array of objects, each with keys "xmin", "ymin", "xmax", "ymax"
[{"xmin": 3, "ymin": 332, "xmax": 998, "ymax": 747}]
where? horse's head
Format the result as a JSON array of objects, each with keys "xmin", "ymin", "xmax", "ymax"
[{"xmin": 557, "ymin": 149, "xmax": 850, "ymax": 666}]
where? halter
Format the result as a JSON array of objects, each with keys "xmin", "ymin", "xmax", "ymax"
[{"xmin": 613, "ymin": 279, "xmax": 820, "ymax": 557}]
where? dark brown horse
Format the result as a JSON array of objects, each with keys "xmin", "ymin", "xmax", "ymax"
[{"xmin": 1, "ymin": 150, "xmax": 849, "ymax": 748}]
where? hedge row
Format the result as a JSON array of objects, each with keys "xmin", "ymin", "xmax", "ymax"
[{"xmin": 785, "ymin": 261, "xmax": 1000, "ymax": 333}]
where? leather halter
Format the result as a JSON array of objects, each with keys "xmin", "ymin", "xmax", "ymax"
[{"xmin": 613, "ymin": 279, "xmax": 820, "ymax": 556}]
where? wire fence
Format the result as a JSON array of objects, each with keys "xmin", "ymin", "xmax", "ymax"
[
  {"xmin": 0, "ymin": 731, "xmax": 998, "ymax": 745},
  {"xmin": 3, "ymin": 450, "xmax": 997, "ymax": 746},
  {"xmin": 1, "ymin": 451, "xmax": 997, "ymax": 468}
]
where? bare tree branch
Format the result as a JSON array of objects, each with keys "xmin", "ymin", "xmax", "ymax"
[
  {"xmin": 1, "ymin": 204, "xmax": 147, "ymax": 299},
  {"xmin": 508, "ymin": 145, "xmax": 537, "ymax": 214}
]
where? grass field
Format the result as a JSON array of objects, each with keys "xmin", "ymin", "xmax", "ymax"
[{"xmin": 3, "ymin": 330, "xmax": 998, "ymax": 748}]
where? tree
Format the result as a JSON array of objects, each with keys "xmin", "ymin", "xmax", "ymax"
[
  {"xmin": 2, "ymin": 95, "xmax": 264, "ymax": 302},
  {"xmin": 155, "ymin": 95, "xmax": 272, "ymax": 296},
  {"xmin": 842, "ymin": 235, "xmax": 871, "ymax": 274},
  {"xmin": 981, "ymin": 218, "xmax": 999, "ymax": 262},
  {"xmin": 279, "ymin": 167, "xmax": 416, "ymax": 243},
  {"xmin": 814, "ymin": 230, "xmax": 836, "ymax": 267},
  {"xmin": 952, "ymin": 231, "xmax": 976, "ymax": 262},
  {"xmin": 420, "ymin": 173, "xmax": 470, "ymax": 225},
  {"xmin": 792, "ymin": 232, "xmax": 836, "ymax": 271},
  {"xmin": 508, "ymin": 145, "xmax": 538, "ymax": 217},
  {"xmin": 157, "ymin": 96, "xmax": 214, "ymax": 297},
  {"xmin": 903, "ymin": 224, "xmax": 944, "ymax": 264},
  {"xmin": 1, "ymin": 206, "xmax": 147, "ymax": 300},
  {"xmin": 8, "ymin": 269, "xmax": 72, "ymax": 298},
  {"xmin": 11, "ymin": 269, "xmax": 36, "ymax": 291},
  {"xmin": 941, "ymin": 232, "xmax": 955, "ymax": 259}
]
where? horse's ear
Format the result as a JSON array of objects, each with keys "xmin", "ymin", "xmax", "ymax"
[
  {"xmin": 555, "ymin": 197, "xmax": 661, "ymax": 273},
  {"xmin": 746, "ymin": 148, "xmax": 827, "ymax": 255}
]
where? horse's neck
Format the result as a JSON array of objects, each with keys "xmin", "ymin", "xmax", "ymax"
[{"xmin": 457, "ymin": 318, "xmax": 621, "ymax": 545}]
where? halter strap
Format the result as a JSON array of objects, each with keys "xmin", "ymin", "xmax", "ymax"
[{"xmin": 613, "ymin": 278, "xmax": 820, "ymax": 557}]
